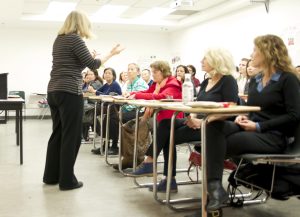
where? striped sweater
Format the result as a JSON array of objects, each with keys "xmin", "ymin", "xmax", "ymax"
[{"xmin": 47, "ymin": 34, "xmax": 101, "ymax": 95}]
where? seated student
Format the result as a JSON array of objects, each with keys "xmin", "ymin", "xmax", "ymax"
[
  {"xmin": 82, "ymin": 68, "xmax": 103, "ymax": 92},
  {"xmin": 204, "ymin": 35, "xmax": 300, "ymax": 211},
  {"xmin": 236, "ymin": 58, "xmax": 250, "ymax": 94},
  {"xmin": 187, "ymin": 64, "xmax": 200, "ymax": 88},
  {"xmin": 82, "ymin": 69, "xmax": 103, "ymax": 141},
  {"xmin": 141, "ymin": 69, "xmax": 154, "ymax": 86},
  {"xmin": 88, "ymin": 67, "xmax": 122, "ymax": 155},
  {"xmin": 118, "ymin": 71, "xmax": 128, "ymax": 94},
  {"xmin": 130, "ymin": 48, "xmax": 239, "ymax": 194},
  {"xmin": 243, "ymin": 59, "xmax": 261, "ymax": 95},
  {"xmin": 113, "ymin": 60, "xmax": 183, "ymax": 170},
  {"xmin": 176, "ymin": 65, "xmax": 197, "ymax": 96},
  {"xmin": 122, "ymin": 63, "xmax": 149, "ymax": 123}
]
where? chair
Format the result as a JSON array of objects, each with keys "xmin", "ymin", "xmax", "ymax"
[
  {"xmin": 8, "ymin": 91, "xmax": 26, "ymax": 119},
  {"xmin": 233, "ymin": 121, "xmax": 300, "ymax": 204}
]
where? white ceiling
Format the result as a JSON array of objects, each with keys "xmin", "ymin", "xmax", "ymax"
[{"xmin": 0, "ymin": 0, "xmax": 260, "ymax": 32}]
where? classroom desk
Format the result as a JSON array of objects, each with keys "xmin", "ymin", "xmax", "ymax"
[
  {"xmin": 161, "ymin": 104, "xmax": 260, "ymax": 215},
  {"xmin": 0, "ymin": 98, "xmax": 25, "ymax": 164}
]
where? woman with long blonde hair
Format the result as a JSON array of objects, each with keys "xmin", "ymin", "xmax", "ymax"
[{"xmin": 43, "ymin": 10, "xmax": 123, "ymax": 190}]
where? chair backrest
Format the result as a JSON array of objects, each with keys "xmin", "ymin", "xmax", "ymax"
[
  {"xmin": 9, "ymin": 91, "xmax": 25, "ymax": 100},
  {"xmin": 284, "ymin": 121, "xmax": 300, "ymax": 155}
]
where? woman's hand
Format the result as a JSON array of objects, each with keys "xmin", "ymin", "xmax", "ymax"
[
  {"xmin": 91, "ymin": 49, "xmax": 99, "ymax": 58},
  {"xmin": 123, "ymin": 92, "xmax": 130, "ymax": 97},
  {"xmin": 110, "ymin": 44, "xmax": 125, "ymax": 56},
  {"xmin": 184, "ymin": 116, "xmax": 202, "ymax": 129},
  {"xmin": 234, "ymin": 115, "xmax": 249, "ymax": 124},
  {"xmin": 87, "ymin": 86, "xmax": 96, "ymax": 93},
  {"xmin": 237, "ymin": 119, "xmax": 256, "ymax": 131},
  {"xmin": 127, "ymin": 94, "xmax": 135, "ymax": 99}
]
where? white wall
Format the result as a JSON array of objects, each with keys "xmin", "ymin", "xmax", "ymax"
[
  {"xmin": 0, "ymin": 28, "xmax": 170, "ymax": 97},
  {"xmin": 169, "ymin": 0, "xmax": 300, "ymax": 81}
]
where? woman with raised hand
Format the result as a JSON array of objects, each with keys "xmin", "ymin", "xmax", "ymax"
[{"xmin": 43, "ymin": 10, "xmax": 123, "ymax": 191}]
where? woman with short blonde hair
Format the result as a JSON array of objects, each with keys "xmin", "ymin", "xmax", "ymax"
[
  {"xmin": 204, "ymin": 48, "xmax": 236, "ymax": 76},
  {"xmin": 44, "ymin": 10, "xmax": 123, "ymax": 191}
]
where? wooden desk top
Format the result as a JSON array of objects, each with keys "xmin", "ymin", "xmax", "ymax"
[
  {"xmin": 162, "ymin": 104, "xmax": 260, "ymax": 114},
  {"xmin": 0, "ymin": 98, "xmax": 25, "ymax": 103}
]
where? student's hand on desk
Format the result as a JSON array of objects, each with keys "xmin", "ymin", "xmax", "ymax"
[
  {"xmin": 127, "ymin": 94, "xmax": 135, "ymax": 99},
  {"xmin": 237, "ymin": 119, "xmax": 256, "ymax": 131},
  {"xmin": 184, "ymin": 116, "xmax": 202, "ymax": 129},
  {"xmin": 123, "ymin": 92, "xmax": 130, "ymax": 98}
]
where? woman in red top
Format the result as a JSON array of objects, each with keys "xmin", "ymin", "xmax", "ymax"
[
  {"xmin": 130, "ymin": 61, "xmax": 183, "ymax": 122},
  {"xmin": 127, "ymin": 61, "xmax": 184, "ymax": 177}
]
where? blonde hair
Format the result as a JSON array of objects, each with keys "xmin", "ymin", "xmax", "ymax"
[
  {"xmin": 150, "ymin": 61, "xmax": 172, "ymax": 78},
  {"xmin": 204, "ymin": 48, "xmax": 235, "ymax": 76},
  {"xmin": 58, "ymin": 11, "xmax": 94, "ymax": 39},
  {"xmin": 254, "ymin": 34, "xmax": 295, "ymax": 75}
]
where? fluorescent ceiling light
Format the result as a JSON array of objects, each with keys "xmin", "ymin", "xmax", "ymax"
[
  {"xmin": 92, "ymin": 5, "xmax": 129, "ymax": 19},
  {"xmin": 46, "ymin": 1, "xmax": 77, "ymax": 15},
  {"xmin": 139, "ymin": 7, "xmax": 175, "ymax": 20}
]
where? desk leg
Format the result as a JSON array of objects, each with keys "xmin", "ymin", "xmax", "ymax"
[
  {"xmin": 153, "ymin": 110, "xmax": 163, "ymax": 201},
  {"xmin": 100, "ymin": 102, "xmax": 104, "ymax": 155},
  {"xmin": 201, "ymin": 117, "xmax": 209, "ymax": 217},
  {"xmin": 118, "ymin": 106, "xmax": 124, "ymax": 173},
  {"xmin": 166, "ymin": 111, "xmax": 178, "ymax": 203},
  {"xmin": 105, "ymin": 104, "xmax": 113, "ymax": 165},
  {"xmin": 16, "ymin": 108, "xmax": 20, "ymax": 146},
  {"xmin": 92, "ymin": 102, "xmax": 97, "ymax": 149},
  {"xmin": 132, "ymin": 107, "xmax": 140, "ymax": 173},
  {"xmin": 20, "ymin": 108, "xmax": 23, "ymax": 165}
]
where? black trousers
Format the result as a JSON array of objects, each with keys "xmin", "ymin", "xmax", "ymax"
[
  {"xmin": 146, "ymin": 118, "xmax": 201, "ymax": 176},
  {"xmin": 43, "ymin": 92, "xmax": 83, "ymax": 188},
  {"xmin": 206, "ymin": 121, "xmax": 287, "ymax": 182},
  {"xmin": 122, "ymin": 109, "xmax": 143, "ymax": 124}
]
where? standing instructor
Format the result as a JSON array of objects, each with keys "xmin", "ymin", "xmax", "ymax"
[{"xmin": 43, "ymin": 10, "xmax": 123, "ymax": 190}]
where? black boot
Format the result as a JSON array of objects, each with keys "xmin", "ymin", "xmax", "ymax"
[{"xmin": 207, "ymin": 180, "xmax": 228, "ymax": 211}]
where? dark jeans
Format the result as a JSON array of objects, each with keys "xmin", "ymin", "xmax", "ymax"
[
  {"xmin": 206, "ymin": 121, "xmax": 287, "ymax": 182},
  {"xmin": 43, "ymin": 92, "xmax": 83, "ymax": 188},
  {"xmin": 146, "ymin": 118, "xmax": 201, "ymax": 176}
]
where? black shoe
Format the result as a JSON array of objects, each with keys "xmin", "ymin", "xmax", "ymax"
[
  {"xmin": 59, "ymin": 181, "xmax": 83, "ymax": 191},
  {"xmin": 207, "ymin": 180, "xmax": 229, "ymax": 211},
  {"xmin": 43, "ymin": 180, "xmax": 58, "ymax": 185},
  {"xmin": 108, "ymin": 147, "xmax": 119, "ymax": 155},
  {"xmin": 91, "ymin": 148, "xmax": 101, "ymax": 155}
]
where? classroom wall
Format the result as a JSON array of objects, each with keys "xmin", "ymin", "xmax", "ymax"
[
  {"xmin": 169, "ymin": 0, "xmax": 300, "ymax": 82},
  {"xmin": 0, "ymin": 28, "xmax": 170, "ymax": 96}
]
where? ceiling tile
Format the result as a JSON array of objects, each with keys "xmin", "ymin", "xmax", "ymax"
[{"xmin": 133, "ymin": 0, "xmax": 170, "ymax": 8}]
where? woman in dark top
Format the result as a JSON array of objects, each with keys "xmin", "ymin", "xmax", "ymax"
[
  {"xmin": 130, "ymin": 48, "xmax": 238, "ymax": 193},
  {"xmin": 43, "ymin": 11, "xmax": 123, "ymax": 190},
  {"xmin": 89, "ymin": 68, "xmax": 122, "ymax": 96},
  {"xmin": 88, "ymin": 67, "xmax": 122, "ymax": 155},
  {"xmin": 204, "ymin": 35, "xmax": 300, "ymax": 211}
]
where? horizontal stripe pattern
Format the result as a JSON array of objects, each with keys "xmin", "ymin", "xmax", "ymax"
[{"xmin": 48, "ymin": 34, "xmax": 101, "ymax": 95}]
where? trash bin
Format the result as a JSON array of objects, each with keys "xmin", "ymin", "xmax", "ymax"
[{"xmin": 0, "ymin": 73, "xmax": 8, "ymax": 99}]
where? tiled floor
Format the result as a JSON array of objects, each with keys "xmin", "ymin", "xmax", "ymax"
[{"xmin": 0, "ymin": 119, "xmax": 299, "ymax": 217}]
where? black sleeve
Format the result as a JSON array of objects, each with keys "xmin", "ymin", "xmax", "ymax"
[
  {"xmin": 71, "ymin": 35, "xmax": 101, "ymax": 70},
  {"xmin": 222, "ymin": 75, "xmax": 239, "ymax": 103},
  {"xmin": 259, "ymin": 73, "xmax": 300, "ymax": 132}
]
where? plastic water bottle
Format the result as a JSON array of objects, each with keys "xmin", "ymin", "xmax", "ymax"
[{"xmin": 182, "ymin": 74, "xmax": 194, "ymax": 104}]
